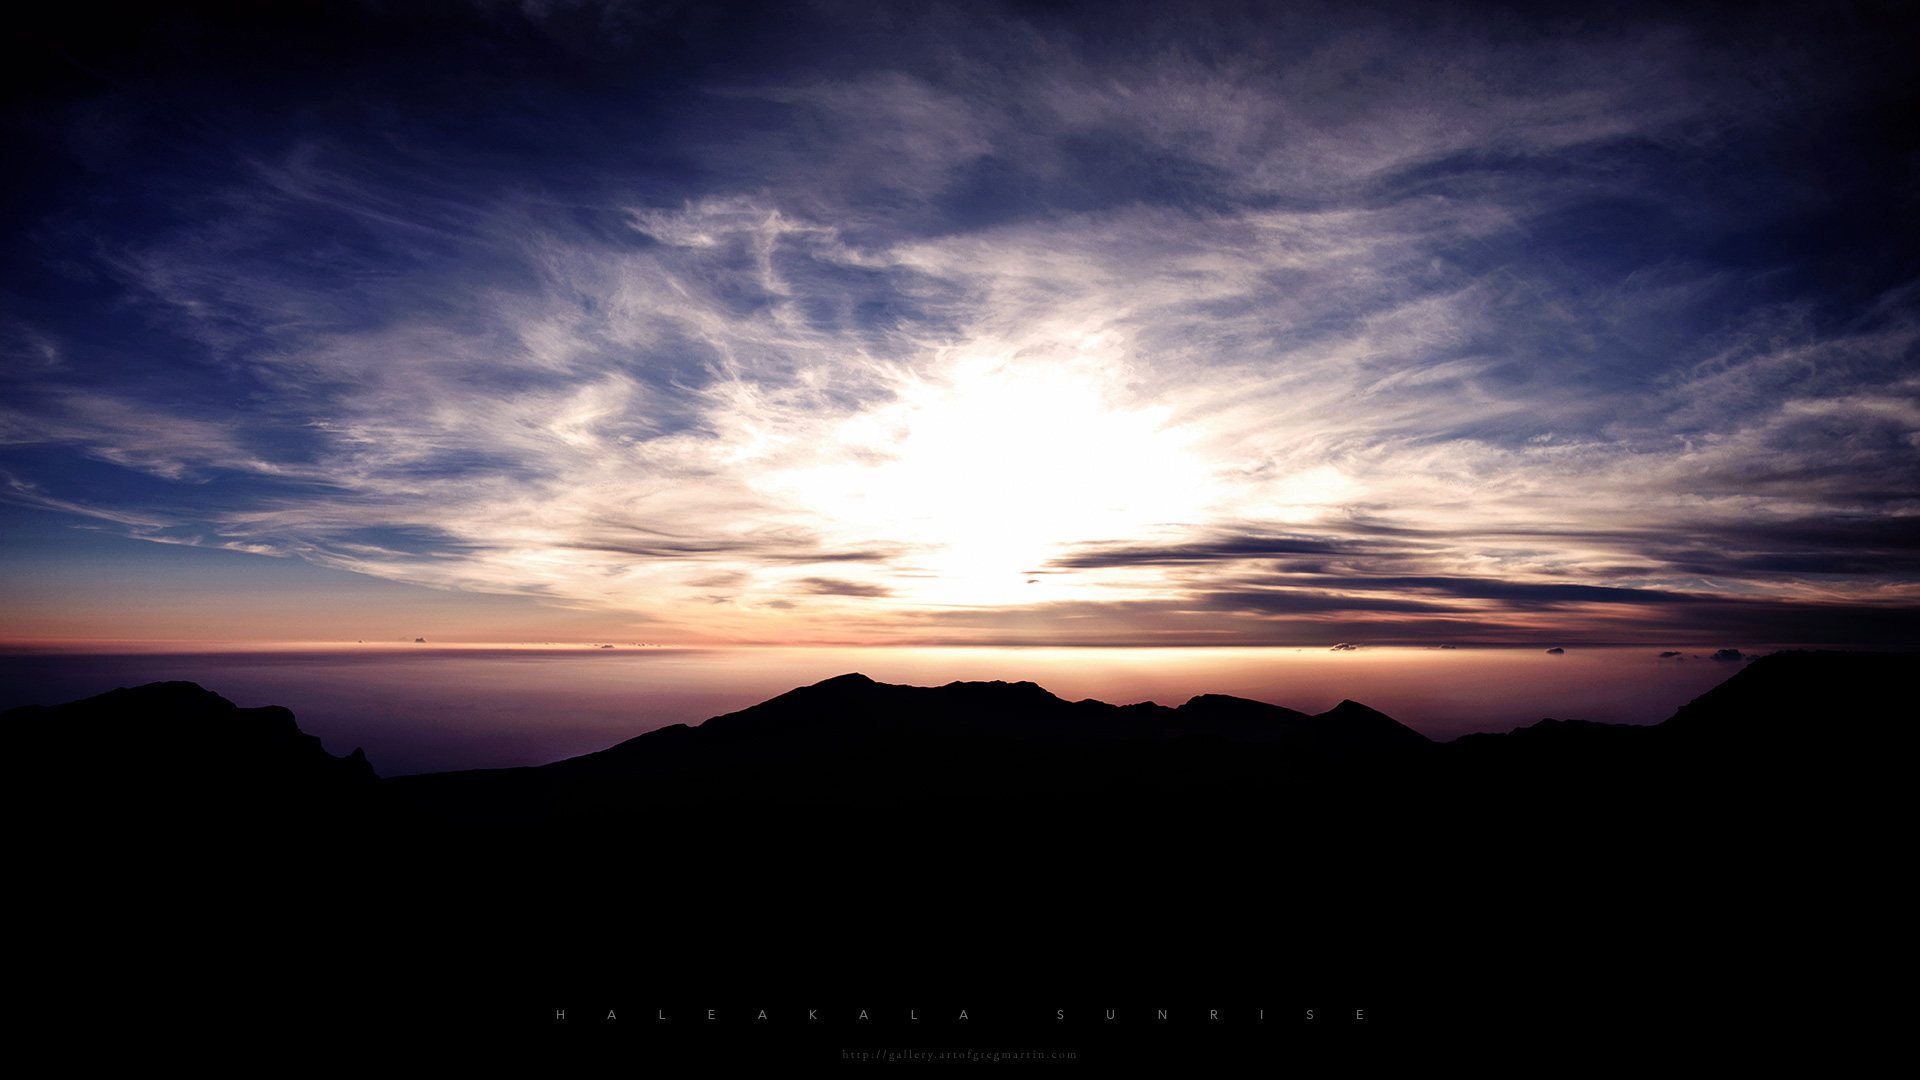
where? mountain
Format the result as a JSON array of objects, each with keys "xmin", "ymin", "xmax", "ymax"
[
  {"xmin": 9, "ymin": 679, "xmax": 380, "ymax": 826},
  {"xmin": 386, "ymin": 672, "xmax": 1432, "ymax": 824},
  {"xmin": 11, "ymin": 650, "xmax": 1903, "ymax": 1017},
  {"xmin": 1659, "ymin": 647, "xmax": 1902, "ymax": 741},
  {"xmin": 583, "ymin": 671, "xmax": 1413, "ymax": 750}
]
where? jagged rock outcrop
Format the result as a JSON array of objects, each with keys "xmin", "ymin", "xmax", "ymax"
[{"xmin": 8, "ymin": 680, "xmax": 382, "ymax": 829}]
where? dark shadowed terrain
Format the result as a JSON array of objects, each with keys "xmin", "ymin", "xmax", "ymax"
[{"xmin": 12, "ymin": 650, "xmax": 1902, "ymax": 1052}]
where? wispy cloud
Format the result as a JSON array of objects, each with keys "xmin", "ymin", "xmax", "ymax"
[{"xmin": 2, "ymin": 1, "xmax": 1914, "ymax": 645}]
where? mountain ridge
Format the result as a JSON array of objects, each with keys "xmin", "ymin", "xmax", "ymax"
[
  {"xmin": 570, "ymin": 671, "xmax": 1418, "ymax": 761},
  {"xmin": 9, "ymin": 649, "xmax": 1905, "ymax": 1004}
]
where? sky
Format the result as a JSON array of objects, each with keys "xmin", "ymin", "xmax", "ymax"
[{"xmin": 4, "ymin": 0, "xmax": 1917, "ymax": 652}]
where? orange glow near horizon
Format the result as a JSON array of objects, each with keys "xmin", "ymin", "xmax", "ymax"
[{"xmin": 0, "ymin": 641, "xmax": 1781, "ymax": 776}]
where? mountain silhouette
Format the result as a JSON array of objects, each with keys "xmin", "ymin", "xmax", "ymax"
[
  {"xmin": 387, "ymin": 673, "xmax": 1431, "ymax": 825},
  {"xmin": 10, "ymin": 680, "xmax": 380, "ymax": 826},
  {"xmin": 11, "ymin": 650, "xmax": 1902, "ymax": 1021},
  {"xmin": 600, "ymin": 672, "xmax": 1337, "ymax": 747}
]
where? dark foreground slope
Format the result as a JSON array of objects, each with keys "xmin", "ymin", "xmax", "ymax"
[
  {"xmin": 11, "ymin": 682, "xmax": 398, "ymax": 997},
  {"xmin": 12, "ymin": 651, "xmax": 1904, "ymax": 1016}
]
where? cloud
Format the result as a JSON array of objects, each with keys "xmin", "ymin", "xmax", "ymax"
[
  {"xmin": 3, "ymin": 1, "xmax": 1916, "ymax": 645},
  {"xmin": 794, "ymin": 577, "xmax": 893, "ymax": 598},
  {"xmin": 1050, "ymin": 535, "xmax": 1371, "ymax": 568}
]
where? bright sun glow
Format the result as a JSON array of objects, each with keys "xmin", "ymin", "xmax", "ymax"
[{"xmin": 766, "ymin": 337, "xmax": 1214, "ymax": 606}]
